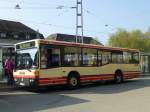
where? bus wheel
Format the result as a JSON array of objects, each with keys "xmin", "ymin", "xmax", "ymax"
[
  {"xmin": 115, "ymin": 71, "xmax": 123, "ymax": 83},
  {"xmin": 68, "ymin": 75, "xmax": 80, "ymax": 89}
]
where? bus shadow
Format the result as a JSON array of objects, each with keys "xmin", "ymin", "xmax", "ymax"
[
  {"xmin": 35, "ymin": 77, "xmax": 150, "ymax": 94},
  {"xmin": 0, "ymin": 93, "xmax": 90, "ymax": 112},
  {"xmin": 71, "ymin": 78, "xmax": 150, "ymax": 94}
]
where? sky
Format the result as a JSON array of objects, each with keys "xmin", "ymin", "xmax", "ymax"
[{"xmin": 0, "ymin": 0, "xmax": 150, "ymax": 45}]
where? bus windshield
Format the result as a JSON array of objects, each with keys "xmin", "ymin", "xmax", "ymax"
[{"xmin": 16, "ymin": 48, "xmax": 39, "ymax": 70}]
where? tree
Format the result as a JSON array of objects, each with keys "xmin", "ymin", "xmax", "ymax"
[
  {"xmin": 108, "ymin": 28, "xmax": 149, "ymax": 52},
  {"xmin": 91, "ymin": 37, "xmax": 103, "ymax": 45}
]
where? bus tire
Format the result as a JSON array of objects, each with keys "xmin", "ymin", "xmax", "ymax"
[
  {"xmin": 67, "ymin": 74, "xmax": 80, "ymax": 89},
  {"xmin": 114, "ymin": 70, "xmax": 123, "ymax": 83}
]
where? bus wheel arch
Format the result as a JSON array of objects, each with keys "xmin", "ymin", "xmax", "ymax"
[
  {"xmin": 67, "ymin": 71, "xmax": 80, "ymax": 89},
  {"xmin": 114, "ymin": 69, "xmax": 123, "ymax": 83}
]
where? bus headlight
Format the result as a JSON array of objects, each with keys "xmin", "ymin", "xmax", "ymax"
[
  {"xmin": 30, "ymin": 79, "xmax": 34, "ymax": 82},
  {"xmin": 14, "ymin": 78, "xmax": 17, "ymax": 82}
]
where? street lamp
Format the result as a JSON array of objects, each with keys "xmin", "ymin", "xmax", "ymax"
[{"xmin": 15, "ymin": 4, "xmax": 21, "ymax": 9}]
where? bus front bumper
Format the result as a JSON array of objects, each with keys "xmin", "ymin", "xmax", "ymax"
[{"xmin": 14, "ymin": 78, "xmax": 38, "ymax": 87}]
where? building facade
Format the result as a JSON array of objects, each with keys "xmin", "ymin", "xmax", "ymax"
[{"xmin": 0, "ymin": 19, "xmax": 44, "ymax": 80}]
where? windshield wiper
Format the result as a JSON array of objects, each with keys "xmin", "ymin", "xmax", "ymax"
[
  {"xmin": 27, "ymin": 69, "xmax": 31, "ymax": 72},
  {"xmin": 26, "ymin": 65, "xmax": 32, "ymax": 72}
]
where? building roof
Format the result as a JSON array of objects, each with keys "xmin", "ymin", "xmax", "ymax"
[
  {"xmin": 0, "ymin": 19, "xmax": 45, "ymax": 47},
  {"xmin": 0, "ymin": 19, "xmax": 38, "ymax": 33},
  {"xmin": 0, "ymin": 19, "xmax": 44, "ymax": 45},
  {"xmin": 47, "ymin": 33, "xmax": 103, "ymax": 45}
]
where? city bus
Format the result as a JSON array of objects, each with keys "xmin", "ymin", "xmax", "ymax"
[{"xmin": 13, "ymin": 39, "xmax": 141, "ymax": 88}]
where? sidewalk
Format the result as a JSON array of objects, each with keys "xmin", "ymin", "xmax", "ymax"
[
  {"xmin": 140, "ymin": 73, "xmax": 150, "ymax": 77},
  {"xmin": 0, "ymin": 79, "xmax": 14, "ymax": 92}
]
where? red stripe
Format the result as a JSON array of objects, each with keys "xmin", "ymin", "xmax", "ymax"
[
  {"xmin": 39, "ymin": 77, "xmax": 67, "ymax": 85},
  {"xmin": 80, "ymin": 74, "xmax": 114, "ymax": 82},
  {"xmin": 124, "ymin": 73, "xmax": 140, "ymax": 79},
  {"xmin": 39, "ymin": 81, "xmax": 66, "ymax": 85},
  {"xmin": 80, "ymin": 74, "xmax": 114, "ymax": 78},
  {"xmin": 124, "ymin": 71, "xmax": 140, "ymax": 73}
]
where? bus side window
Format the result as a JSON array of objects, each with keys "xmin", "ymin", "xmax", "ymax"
[
  {"xmin": 42, "ymin": 48, "xmax": 61, "ymax": 68},
  {"xmin": 40, "ymin": 47, "xmax": 48, "ymax": 69},
  {"xmin": 98, "ymin": 50, "xmax": 102, "ymax": 66},
  {"xmin": 63, "ymin": 47, "xmax": 80, "ymax": 66},
  {"xmin": 83, "ymin": 52, "xmax": 89, "ymax": 65},
  {"xmin": 102, "ymin": 51, "xmax": 111, "ymax": 65},
  {"xmin": 51, "ymin": 48, "xmax": 61, "ymax": 67},
  {"xmin": 112, "ymin": 52, "xmax": 123, "ymax": 64},
  {"xmin": 82, "ymin": 48, "xmax": 97, "ymax": 67}
]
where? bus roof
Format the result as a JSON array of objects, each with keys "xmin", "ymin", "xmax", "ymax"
[{"xmin": 15, "ymin": 39, "xmax": 140, "ymax": 53}]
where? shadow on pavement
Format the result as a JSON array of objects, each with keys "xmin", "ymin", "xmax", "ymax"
[
  {"xmin": 33, "ymin": 77, "xmax": 150, "ymax": 94},
  {"xmin": 0, "ymin": 93, "xmax": 89, "ymax": 112}
]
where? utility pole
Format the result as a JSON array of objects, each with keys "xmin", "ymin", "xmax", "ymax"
[{"xmin": 76, "ymin": 0, "xmax": 84, "ymax": 43}]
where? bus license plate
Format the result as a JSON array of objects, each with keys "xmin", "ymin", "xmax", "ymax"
[{"xmin": 20, "ymin": 82, "xmax": 25, "ymax": 86}]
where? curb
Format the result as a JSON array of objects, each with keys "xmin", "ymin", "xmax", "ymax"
[
  {"xmin": 0, "ymin": 86, "xmax": 14, "ymax": 92},
  {"xmin": 140, "ymin": 75, "xmax": 150, "ymax": 77},
  {"xmin": 140, "ymin": 74, "xmax": 150, "ymax": 77}
]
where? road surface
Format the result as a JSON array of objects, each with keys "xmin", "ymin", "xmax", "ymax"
[{"xmin": 0, "ymin": 77, "xmax": 150, "ymax": 112}]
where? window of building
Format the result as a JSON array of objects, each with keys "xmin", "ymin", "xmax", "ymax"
[
  {"xmin": 63, "ymin": 47, "xmax": 81, "ymax": 66},
  {"xmin": 19, "ymin": 32, "xmax": 25, "ymax": 39},
  {"xmin": 82, "ymin": 48, "xmax": 97, "ymax": 66},
  {"xmin": 112, "ymin": 52, "xmax": 123, "ymax": 63},
  {"xmin": 0, "ymin": 33, "xmax": 6, "ymax": 38},
  {"xmin": 14, "ymin": 34, "xmax": 18, "ymax": 39},
  {"xmin": 102, "ymin": 51, "xmax": 111, "ymax": 65},
  {"xmin": 26, "ymin": 35, "xmax": 30, "ymax": 39}
]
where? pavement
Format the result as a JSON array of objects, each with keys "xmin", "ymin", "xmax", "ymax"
[
  {"xmin": 0, "ymin": 79, "xmax": 14, "ymax": 92},
  {"xmin": 1, "ymin": 76, "xmax": 150, "ymax": 112},
  {"xmin": 0, "ymin": 73, "xmax": 150, "ymax": 92}
]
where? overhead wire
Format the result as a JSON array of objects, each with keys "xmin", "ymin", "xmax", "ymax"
[{"xmin": 0, "ymin": 0, "xmax": 114, "ymax": 36}]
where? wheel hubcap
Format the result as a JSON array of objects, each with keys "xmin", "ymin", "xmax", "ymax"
[
  {"xmin": 70, "ymin": 77, "xmax": 78, "ymax": 86},
  {"xmin": 116, "ymin": 75, "xmax": 121, "ymax": 83}
]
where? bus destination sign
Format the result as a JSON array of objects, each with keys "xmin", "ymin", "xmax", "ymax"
[{"xmin": 16, "ymin": 42, "xmax": 35, "ymax": 50}]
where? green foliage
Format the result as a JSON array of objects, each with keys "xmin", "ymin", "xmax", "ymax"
[
  {"xmin": 108, "ymin": 28, "xmax": 150, "ymax": 52},
  {"xmin": 91, "ymin": 37, "xmax": 103, "ymax": 45}
]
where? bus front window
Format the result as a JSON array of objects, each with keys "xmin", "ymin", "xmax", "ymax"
[{"xmin": 16, "ymin": 48, "xmax": 39, "ymax": 70}]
